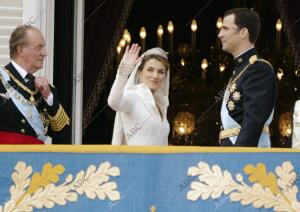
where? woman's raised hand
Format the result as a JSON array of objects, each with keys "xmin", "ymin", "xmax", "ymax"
[{"xmin": 121, "ymin": 43, "xmax": 141, "ymax": 66}]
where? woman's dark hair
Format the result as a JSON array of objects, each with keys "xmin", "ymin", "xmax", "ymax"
[{"xmin": 138, "ymin": 54, "xmax": 170, "ymax": 72}]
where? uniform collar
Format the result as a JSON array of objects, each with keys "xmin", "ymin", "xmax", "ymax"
[
  {"xmin": 11, "ymin": 60, "xmax": 30, "ymax": 79},
  {"xmin": 234, "ymin": 48, "xmax": 257, "ymax": 68},
  {"xmin": 5, "ymin": 62, "xmax": 27, "ymax": 84}
]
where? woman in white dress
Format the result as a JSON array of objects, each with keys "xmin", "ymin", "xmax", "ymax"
[
  {"xmin": 292, "ymin": 100, "xmax": 300, "ymax": 148},
  {"xmin": 108, "ymin": 44, "xmax": 170, "ymax": 145}
]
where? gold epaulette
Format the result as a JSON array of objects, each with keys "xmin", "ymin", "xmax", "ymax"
[
  {"xmin": 249, "ymin": 55, "xmax": 258, "ymax": 64},
  {"xmin": 249, "ymin": 55, "xmax": 273, "ymax": 69},
  {"xmin": 49, "ymin": 104, "xmax": 70, "ymax": 131}
]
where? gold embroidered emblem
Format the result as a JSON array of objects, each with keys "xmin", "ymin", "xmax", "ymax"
[
  {"xmin": 238, "ymin": 58, "xmax": 243, "ymax": 63},
  {"xmin": 227, "ymin": 100, "xmax": 235, "ymax": 111},
  {"xmin": 0, "ymin": 161, "xmax": 121, "ymax": 211},
  {"xmin": 232, "ymin": 91, "xmax": 241, "ymax": 101},
  {"xmin": 187, "ymin": 161, "xmax": 299, "ymax": 212}
]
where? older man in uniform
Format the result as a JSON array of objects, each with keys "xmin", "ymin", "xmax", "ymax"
[
  {"xmin": 218, "ymin": 8, "xmax": 277, "ymax": 147},
  {"xmin": 0, "ymin": 25, "xmax": 69, "ymax": 144}
]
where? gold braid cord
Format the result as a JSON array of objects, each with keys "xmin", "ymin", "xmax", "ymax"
[{"xmin": 49, "ymin": 104, "xmax": 70, "ymax": 131}]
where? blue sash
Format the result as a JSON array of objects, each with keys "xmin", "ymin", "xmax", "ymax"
[
  {"xmin": 0, "ymin": 67, "xmax": 46, "ymax": 141},
  {"xmin": 221, "ymin": 89, "xmax": 273, "ymax": 147}
]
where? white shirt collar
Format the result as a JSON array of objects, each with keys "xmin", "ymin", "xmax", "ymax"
[{"xmin": 11, "ymin": 61, "xmax": 29, "ymax": 79}]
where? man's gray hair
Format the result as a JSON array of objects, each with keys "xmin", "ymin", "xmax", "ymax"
[{"xmin": 9, "ymin": 25, "xmax": 37, "ymax": 59}]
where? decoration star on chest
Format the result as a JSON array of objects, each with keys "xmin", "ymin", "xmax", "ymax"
[
  {"xmin": 232, "ymin": 91, "xmax": 241, "ymax": 101},
  {"xmin": 227, "ymin": 100, "xmax": 235, "ymax": 111},
  {"xmin": 229, "ymin": 83, "xmax": 237, "ymax": 93}
]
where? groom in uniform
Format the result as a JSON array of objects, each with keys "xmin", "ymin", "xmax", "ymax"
[{"xmin": 218, "ymin": 8, "xmax": 277, "ymax": 147}]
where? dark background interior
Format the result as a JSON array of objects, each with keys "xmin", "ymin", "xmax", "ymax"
[{"xmin": 82, "ymin": 0, "xmax": 299, "ymax": 146}]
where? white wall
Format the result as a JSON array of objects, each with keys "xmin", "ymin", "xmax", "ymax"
[
  {"xmin": 73, "ymin": 0, "xmax": 84, "ymax": 145},
  {"xmin": 0, "ymin": 0, "xmax": 23, "ymax": 65},
  {"xmin": 0, "ymin": 0, "xmax": 84, "ymax": 144},
  {"xmin": 0, "ymin": 0, "xmax": 54, "ymax": 83},
  {"xmin": 23, "ymin": 0, "xmax": 54, "ymax": 83}
]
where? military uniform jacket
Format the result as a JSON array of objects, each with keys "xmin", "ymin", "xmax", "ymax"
[
  {"xmin": 221, "ymin": 48, "xmax": 278, "ymax": 147},
  {"xmin": 0, "ymin": 62, "xmax": 70, "ymax": 143}
]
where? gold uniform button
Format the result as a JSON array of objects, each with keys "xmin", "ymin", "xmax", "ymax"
[
  {"xmin": 21, "ymin": 129, "xmax": 25, "ymax": 134},
  {"xmin": 21, "ymin": 119, "xmax": 26, "ymax": 124}
]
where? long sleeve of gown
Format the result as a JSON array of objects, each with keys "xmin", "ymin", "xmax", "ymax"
[
  {"xmin": 292, "ymin": 100, "xmax": 300, "ymax": 148},
  {"xmin": 108, "ymin": 64, "xmax": 136, "ymax": 113}
]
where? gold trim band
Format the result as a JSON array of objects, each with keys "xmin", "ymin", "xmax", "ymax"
[
  {"xmin": 219, "ymin": 125, "xmax": 269, "ymax": 141},
  {"xmin": 0, "ymin": 145, "xmax": 300, "ymax": 154},
  {"xmin": 49, "ymin": 104, "xmax": 70, "ymax": 131}
]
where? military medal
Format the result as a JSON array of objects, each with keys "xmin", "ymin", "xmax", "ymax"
[
  {"xmin": 232, "ymin": 91, "xmax": 241, "ymax": 101},
  {"xmin": 227, "ymin": 100, "xmax": 235, "ymax": 111},
  {"xmin": 28, "ymin": 109, "xmax": 33, "ymax": 121},
  {"xmin": 230, "ymin": 83, "xmax": 236, "ymax": 93}
]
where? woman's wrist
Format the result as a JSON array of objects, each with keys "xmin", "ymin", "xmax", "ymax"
[
  {"xmin": 117, "ymin": 63, "xmax": 135, "ymax": 76},
  {"xmin": 119, "ymin": 60, "xmax": 136, "ymax": 67}
]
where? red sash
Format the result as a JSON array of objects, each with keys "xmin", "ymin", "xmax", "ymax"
[{"xmin": 0, "ymin": 131, "xmax": 44, "ymax": 144}]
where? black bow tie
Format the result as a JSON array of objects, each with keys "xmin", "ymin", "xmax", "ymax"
[{"xmin": 25, "ymin": 74, "xmax": 35, "ymax": 90}]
